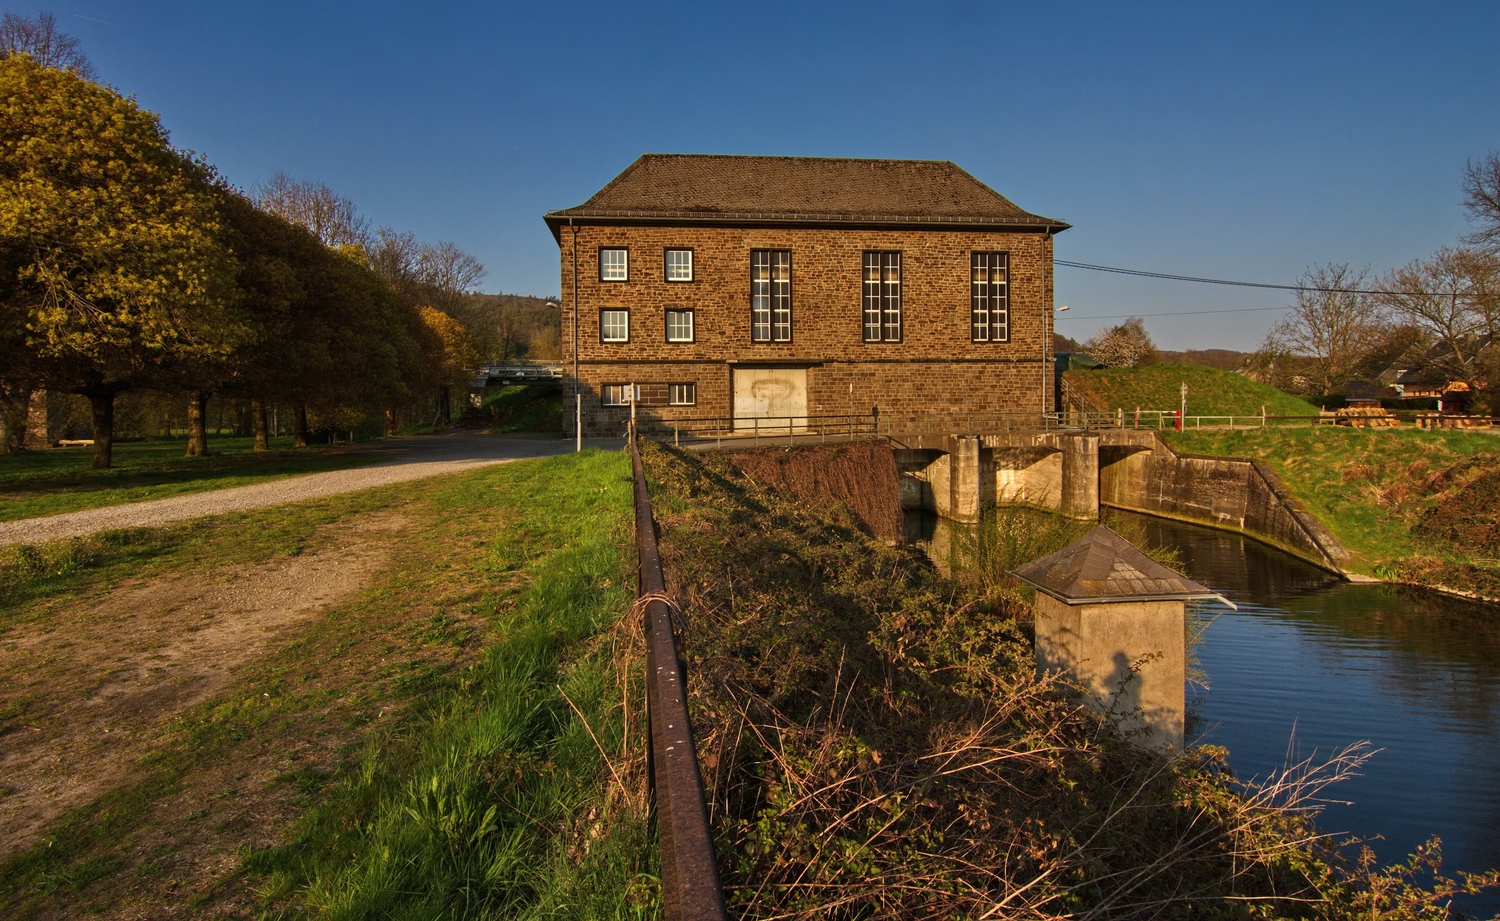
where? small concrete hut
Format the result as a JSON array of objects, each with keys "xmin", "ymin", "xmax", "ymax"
[{"xmin": 1010, "ymin": 525, "xmax": 1229, "ymax": 751}]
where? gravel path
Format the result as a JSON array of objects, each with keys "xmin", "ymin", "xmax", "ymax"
[{"xmin": 0, "ymin": 433, "xmax": 606, "ymax": 547}]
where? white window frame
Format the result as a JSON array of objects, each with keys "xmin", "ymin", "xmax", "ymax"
[
  {"xmin": 665, "ymin": 248, "xmax": 694, "ymax": 282},
  {"xmin": 599, "ymin": 247, "xmax": 629, "ymax": 282},
  {"xmin": 600, "ymin": 309, "xmax": 629, "ymax": 343},
  {"xmin": 602, "ymin": 383, "xmax": 640, "ymax": 406},
  {"xmin": 862, "ymin": 251, "xmax": 902, "ymax": 342},
  {"xmin": 669, "ymin": 383, "xmax": 697, "ymax": 406},
  {"xmin": 665, "ymin": 309, "xmax": 694, "ymax": 343},
  {"xmin": 751, "ymin": 249, "xmax": 792, "ymax": 343},
  {"xmin": 971, "ymin": 252, "xmax": 1010, "ymax": 343}
]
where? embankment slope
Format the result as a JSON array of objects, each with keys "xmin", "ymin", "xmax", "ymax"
[{"xmin": 1066, "ymin": 364, "xmax": 1320, "ymax": 417}]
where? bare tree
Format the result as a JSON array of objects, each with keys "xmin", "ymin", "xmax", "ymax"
[
  {"xmin": 1260, "ymin": 264, "xmax": 1384, "ymax": 395},
  {"xmin": 416, "ymin": 241, "xmax": 485, "ymax": 302},
  {"xmin": 492, "ymin": 304, "xmax": 527, "ymax": 364},
  {"xmin": 255, "ymin": 172, "xmax": 369, "ymax": 248},
  {"xmin": 1462, "ymin": 151, "xmax": 1500, "ymax": 251},
  {"xmin": 1084, "ymin": 317, "xmax": 1158, "ymax": 368},
  {"xmin": 0, "ymin": 11, "xmax": 94, "ymax": 78},
  {"xmin": 367, "ymin": 227, "xmax": 421, "ymax": 294},
  {"xmin": 1378, "ymin": 247, "xmax": 1495, "ymax": 393}
]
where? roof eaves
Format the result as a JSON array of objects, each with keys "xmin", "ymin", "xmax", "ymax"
[{"xmin": 543, "ymin": 209, "xmax": 1070, "ymax": 231}]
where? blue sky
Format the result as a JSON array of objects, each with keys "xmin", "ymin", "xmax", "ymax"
[{"xmin": 34, "ymin": 1, "xmax": 1500, "ymax": 350}]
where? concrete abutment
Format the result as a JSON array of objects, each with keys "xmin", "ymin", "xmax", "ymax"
[{"xmin": 892, "ymin": 428, "xmax": 1348, "ymax": 574}]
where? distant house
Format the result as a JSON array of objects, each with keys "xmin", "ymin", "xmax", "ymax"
[
  {"xmin": 543, "ymin": 154, "xmax": 1070, "ymax": 435},
  {"xmin": 1388, "ymin": 336, "xmax": 1494, "ymax": 412},
  {"xmin": 1337, "ymin": 380, "xmax": 1393, "ymax": 409}
]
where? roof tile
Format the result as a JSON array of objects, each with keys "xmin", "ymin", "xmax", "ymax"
[
  {"xmin": 1009, "ymin": 526, "xmax": 1222, "ymax": 605},
  {"xmin": 544, "ymin": 154, "xmax": 1068, "ymax": 230}
]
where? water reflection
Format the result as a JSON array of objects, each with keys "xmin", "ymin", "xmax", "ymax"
[{"xmin": 1113, "ymin": 510, "xmax": 1500, "ymax": 910}]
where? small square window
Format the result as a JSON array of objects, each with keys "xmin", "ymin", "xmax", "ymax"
[
  {"xmin": 602, "ymin": 383, "xmax": 639, "ymax": 406},
  {"xmin": 665, "ymin": 309, "xmax": 694, "ymax": 343},
  {"xmin": 669, "ymin": 383, "xmax": 696, "ymax": 406},
  {"xmin": 665, "ymin": 249, "xmax": 693, "ymax": 282},
  {"xmin": 600, "ymin": 248, "xmax": 628, "ymax": 282},
  {"xmin": 600, "ymin": 309, "xmax": 629, "ymax": 343}
]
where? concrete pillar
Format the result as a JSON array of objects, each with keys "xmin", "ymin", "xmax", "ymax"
[
  {"xmin": 1033, "ymin": 593, "xmax": 1185, "ymax": 751},
  {"xmin": 947, "ymin": 435, "xmax": 982, "ymax": 523},
  {"xmin": 1058, "ymin": 433, "xmax": 1099, "ymax": 518}
]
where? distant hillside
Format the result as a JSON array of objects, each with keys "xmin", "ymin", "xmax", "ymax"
[{"xmin": 1064, "ymin": 364, "xmax": 1320, "ymax": 417}]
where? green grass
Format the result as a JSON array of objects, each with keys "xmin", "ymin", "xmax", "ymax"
[
  {"xmin": 1066, "ymin": 364, "xmax": 1321, "ymax": 418},
  {"xmin": 0, "ymin": 436, "xmax": 377, "ymax": 522},
  {"xmin": 1165, "ymin": 426, "xmax": 1500, "ymax": 577},
  {"xmin": 0, "ymin": 451, "xmax": 657, "ymax": 919},
  {"xmin": 483, "ymin": 384, "xmax": 564, "ymax": 433}
]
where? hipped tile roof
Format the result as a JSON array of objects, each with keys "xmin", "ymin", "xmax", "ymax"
[
  {"xmin": 1009, "ymin": 526, "xmax": 1225, "ymax": 605},
  {"xmin": 544, "ymin": 154, "xmax": 1068, "ymax": 236}
]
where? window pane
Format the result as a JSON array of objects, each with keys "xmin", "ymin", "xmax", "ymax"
[
  {"xmin": 601, "ymin": 248, "xmax": 627, "ymax": 281},
  {"xmin": 669, "ymin": 383, "xmax": 696, "ymax": 406},
  {"xmin": 666, "ymin": 310, "xmax": 693, "ymax": 342},
  {"xmin": 972, "ymin": 253, "xmax": 1008, "ymax": 342},
  {"xmin": 667, "ymin": 249, "xmax": 693, "ymax": 281},
  {"xmin": 863, "ymin": 252, "xmax": 881, "ymax": 341},
  {"xmin": 751, "ymin": 252, "xmax": 770, "ymax": 341},
  {"xmin": 865, "ymin": 252, "xmax": 900, "ymax": 341},
  {"xmin": 883, "ymin": 253, "xmax": 901, "ymax": 341},
  {"xmin": 771, "ymin": 251, "xmax": 791, "ymax": 341},
  {"xmin": 601, "ymin": 309, "xmax": 628, "ymax": 342}
]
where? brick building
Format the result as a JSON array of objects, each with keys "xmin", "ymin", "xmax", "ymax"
[{"xmin": 543, "ymin": 154, "xmax": 1069, "ymax": 435}]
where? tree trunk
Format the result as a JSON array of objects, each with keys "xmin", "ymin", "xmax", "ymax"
[
  {"xmin": 0, "ymin": 384, "xmax": 29, "ymax": 454},
  {"xmin": 293, "ymin": 404, "xmax": 309, "ymax": 448},
  {"xmin": 89, "ymin": 391, "xmax": 115, "ymax": 469},
  {"xmin": 384, "ymin": 408, "xmax": 397, "ymax": 437},
  {"xmin": 186, "ymin": 390, "xmax": 210, "ymax": 457},
  {"xmin": 251, "ymin": 399, "xmax": 270, "ymax": 451}
]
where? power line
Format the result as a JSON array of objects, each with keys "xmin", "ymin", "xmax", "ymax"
[
  {"xmin": 1055, "ymin": 305, "xmax": 1294, "ymax": 321},
  {"xmin": 1054, "ymin": 259, "xmax": 1395, "ymax": 295}
]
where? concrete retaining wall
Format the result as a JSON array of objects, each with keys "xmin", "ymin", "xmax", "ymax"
[
  {"xmin": 1098, "ymin": 431, "xmax": 1348, "ymax": 571},
  {"xmin": 894, "ymin": 431, "xmax": 1099, "ymax": 521}
]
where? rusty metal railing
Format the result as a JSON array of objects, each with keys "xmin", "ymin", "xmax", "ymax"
[{"xmin": 630, "ymin": 437, "xmax": 728, "ymax": 921}]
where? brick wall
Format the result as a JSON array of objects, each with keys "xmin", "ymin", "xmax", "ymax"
[{"xmin": 553, "ymin": 223, "xmax": 1057, "ymax": 433}]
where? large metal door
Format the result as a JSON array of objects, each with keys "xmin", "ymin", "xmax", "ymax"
[{"xmin": 732, "ymin": 368, "xmax": 807, "ymax": 433}]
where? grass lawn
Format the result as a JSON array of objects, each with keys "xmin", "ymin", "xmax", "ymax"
[
  {"xmin": 0, "ymin": 436, "xmax": 379, "ymax": 522},
  {"xmin": 1066, "ymin": 364, "xmax": 1321, "ymax": 418},
  {"xmin": 0, "ymin": 450, "xmax": 656, "ymax": 919},
  {"xmin": 1166, "ymin": 426, "xmax": 1500, "ymax": 577}
]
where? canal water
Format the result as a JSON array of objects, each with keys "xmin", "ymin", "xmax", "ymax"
[{"xmin": 1112, "ymin": 509, "xmax": 1500, "ymax": 912}]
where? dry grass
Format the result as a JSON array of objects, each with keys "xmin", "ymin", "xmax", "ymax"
[
  {"xmin": 728, "ymin": 442, "xmax": 903, "ymax": 541},
  {"xmin": 643, "ymin": 441, "xmax": 1500, "ymax": 920}
]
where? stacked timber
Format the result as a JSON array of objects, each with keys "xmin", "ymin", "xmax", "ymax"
[{"xmin": 1334, "ymin": 407, "xmax": 1400, "ymax": 428}]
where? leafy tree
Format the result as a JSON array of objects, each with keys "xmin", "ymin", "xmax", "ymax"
[
  {"xmin": 0, "ymin": 55, "xmax": 240, "ymax": 467},
  {"xmin": 1083, "ymin": 317, "xmax": 1158, "ymax": 368},
  {"xmin": 1261, "ymin": 264, "xmax": 1385, "ymax": 396},
  {"xmin": 414, "ymin": 305, "xmax": 479, "ymax": 426},
  {"xmin": 0, "ymin": 11, "xmax": 93, "ymax": 78}
]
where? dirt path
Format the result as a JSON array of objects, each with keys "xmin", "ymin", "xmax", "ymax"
[
  {"xmin": 0, "ymin": 512, "xmax": 409, "ymax": 859},
  {"xmin": 0, "ymin": 433, "xmax": 578, "ymax": 547}
]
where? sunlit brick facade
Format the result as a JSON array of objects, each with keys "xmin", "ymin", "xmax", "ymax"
[{"xmin": 545, "ymin": 155, "xmax": 1069, "ymax": 435}]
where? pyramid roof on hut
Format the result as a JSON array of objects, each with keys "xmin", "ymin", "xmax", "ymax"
[{"xmin": 1009, "ymin": 526, "xmax": 1232, "ymax": 607}]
